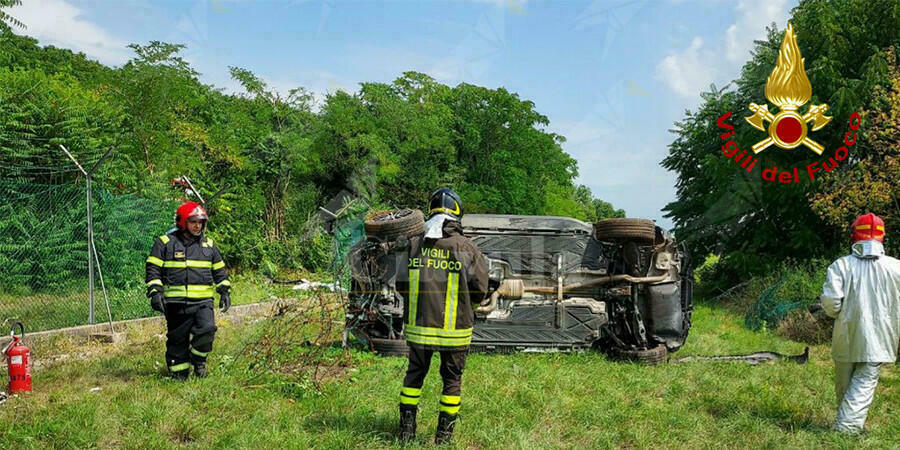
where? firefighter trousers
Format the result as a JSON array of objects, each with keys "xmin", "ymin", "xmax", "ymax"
[
  {"xmin": 163, "ymin": 300, "xmax": 217, "ymax": 373},
  {"xmin": 400, "ymin": 346, "xmax": 467, "ymax": 415},
  {"xmin": 833, "ymin": 362, "xmax": 883, "ymax": 433}
]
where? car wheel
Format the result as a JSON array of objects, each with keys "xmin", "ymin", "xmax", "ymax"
[
  {"xmin": 370, "ymin": 337, "xmax": 410, "ymax": 357},
  {"xmin": 593, "ymin": 218, "xmax": 656, "ymax": 244},
  {"xmin": 364, "ymin": 209, "xmax": 425, "ymax": 241},
  {"xmin": 612, "ymin": 343, "xmax": 668, "ymax": 365}
]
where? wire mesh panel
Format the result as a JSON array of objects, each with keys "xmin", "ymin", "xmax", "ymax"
[
  {"xmin": 0, "ymin": 177, "xmax": 178, "ymax": 332},
  {"xmin": 92, "ymin": 188, "xmax": 174, "ymax": 324},
  {"xmin": 0, "ymin": 181, "xmax": 91, "ymax": 331}
]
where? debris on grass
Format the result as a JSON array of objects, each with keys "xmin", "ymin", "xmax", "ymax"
[
  {"xmin": 292, "ymin": 279, "xmax": 345, "ymax": 293},
  {"xmin": 238, "ymin": 290, "xmax": 353, "ymax": 390},
  {"xmin": 672, "ymin": 346, "xmax": 809, "ymax": 365}
]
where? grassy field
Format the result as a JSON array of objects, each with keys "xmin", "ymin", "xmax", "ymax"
[{"xmin": 1, "ymin": 301, "xmax": 898, "ymax": 449}]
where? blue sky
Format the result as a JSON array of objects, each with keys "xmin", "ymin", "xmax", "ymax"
[{"xmin": 7, "ymin": 0, "xmax": 798, "ymax": 228}]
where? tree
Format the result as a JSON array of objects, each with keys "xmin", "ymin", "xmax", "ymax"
[
  {"xmin": 661, "ymin": 0, "xmax": 900, "ymax": 278},
  {"xmin": 112, "ymin": 42, "xmax": 205, "ymax": 182},
  {"xmin": 0, "ymin": 0, "xmax": 25, "ymax": 30},
  {"xmin": 229, "ymin": 66, "xmax": 317, "ymax": 241},
  {"xmin": 0, "ymin": 26, "xmax": 624, "ymax": 274},
  {"xmin": 811, "ymin": 47, "xmax": 900, "ymax": 254}
]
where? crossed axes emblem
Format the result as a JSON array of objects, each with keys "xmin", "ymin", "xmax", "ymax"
[{"xmin": 745, "ymin": 103, "xmax": 832, "ymax": 155}]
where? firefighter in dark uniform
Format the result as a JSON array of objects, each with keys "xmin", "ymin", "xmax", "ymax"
[
  {"xmin": 396, "ymin": 188, "xmax": 489, "ymax": 444},
  {"xmin": 145, "ymin": 201, "xmax": 231, "ymax": 379}
]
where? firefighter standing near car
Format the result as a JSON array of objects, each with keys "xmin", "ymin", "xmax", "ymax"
[
  {"xmin": 145, "ymin": 201, "xmax": 231, "ymax": 380},
  {"xmin": 820, "ymin": 213, "xmax": 900, "ymax": 434},
  {"xmin": 395, "ymin": 188, "xmax": 490, "ymax": 444}
]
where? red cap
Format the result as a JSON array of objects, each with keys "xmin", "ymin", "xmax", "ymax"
[
  {"xmin": 175, "ymin": 201, "xmax": 208, "ymax": 230},
  {"xmin": 851, "ymin": 213, "xmax": 885, "ymax": 242}
]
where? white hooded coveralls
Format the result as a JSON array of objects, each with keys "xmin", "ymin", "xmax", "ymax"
[{"xmin": 820, "ymin": 240, "xmax": 900, "ymax": 433}]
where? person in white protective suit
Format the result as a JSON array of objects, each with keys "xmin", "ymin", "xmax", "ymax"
[{"xmin": 820, "ymin": 212, "xmax": 900, "ymax": 434}]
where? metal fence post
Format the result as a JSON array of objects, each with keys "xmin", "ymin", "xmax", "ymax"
[
  {"xmin": 86, "ymin": 175, "xmax": 95, "ymax": 323},
  {"xmin": 61, "ymin": 145, "xmax": 112, "ymax": 325}
]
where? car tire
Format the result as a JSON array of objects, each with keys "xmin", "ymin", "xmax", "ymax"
[
  {"xmin": 364, "ymin": 209, "xmax": 425, "ymax": 241},
  {"xmin": 593, "ymin": 218, "xmax": 656, "ymax": 244},
  {"xmin": 370, "ymin": 337, "xmax": 410, "ymax": 357},
  {"xmin": 612, "ymin": 343, "xmax": 668, "ymax": 365}
]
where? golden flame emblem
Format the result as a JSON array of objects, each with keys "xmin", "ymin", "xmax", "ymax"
[{"xmin": 745, "ymin": 23, "xmax": 831, "ymax": 154}]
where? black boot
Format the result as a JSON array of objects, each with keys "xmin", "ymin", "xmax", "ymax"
[
  {"xmin": 434, "ymin": 411, "xmax": 457, "ymax": 445},
  {"xmin": 398, "ymin": 404, "xmax": 417, "ymax": 442},
  {"xmin": 170, "ymin": 369, "xmax": 189, "ymax": 381},
  {"xmin": 193, "ymin": 360, "xmax": 208, "ymax": 378}
]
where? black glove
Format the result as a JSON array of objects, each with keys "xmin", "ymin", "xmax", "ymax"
[
  {"xmin": 150, "ymin": 291, "xmax": 165, "ymax": 313},
  {"xmin": 219, "ymin": 290, "xmax": 231, "ymax": 313}
]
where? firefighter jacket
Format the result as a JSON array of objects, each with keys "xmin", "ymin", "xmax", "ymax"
[
  {"xmin": 397, "ymin": 220, "xmax": 489, "ymax": 351},
  {"xmin": 145, "ymin": 231, "xmax": 230, "ymax": 303},
  {"xmin": 821, "ymin": 240, "xmax": 900, "ymax": 362}
]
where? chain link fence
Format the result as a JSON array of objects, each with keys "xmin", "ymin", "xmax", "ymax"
[
  {"xmin": 0, "ymin": 169, "xmax": 369, "ymax": 334},
  {"xmin": 0, "ymin": 177, "xmax": 176, "ymax": 332}
]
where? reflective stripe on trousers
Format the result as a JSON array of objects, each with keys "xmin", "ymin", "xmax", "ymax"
[
  {"xmin": 439, "ymin": 394, "xmax": 461, "ymax": 414},
  {"xmin": 399, "ymin": 386, "xmax": 422, "ymax": 406}
]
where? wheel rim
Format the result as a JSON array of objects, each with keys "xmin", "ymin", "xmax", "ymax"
[{"xmin": 373, "ymin": 209, "xmax": 413, "ymax": 222}]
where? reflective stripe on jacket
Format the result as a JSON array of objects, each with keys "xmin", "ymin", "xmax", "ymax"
[
  {"xmin": 145, "ymin": 232, "xmax": 229, "ymax": 303},
  {"xmin": 398, "ymin": 220, "xmax": 489, "ymax": 351}
]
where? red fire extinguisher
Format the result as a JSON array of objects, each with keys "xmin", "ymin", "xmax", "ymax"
[{"xmin": 4, "ymin": 322, "xmax": 32, "ymax": 393}]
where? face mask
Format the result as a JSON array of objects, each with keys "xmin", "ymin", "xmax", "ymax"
[
  {"xmin": 851, "ymin": 240, "xmax": 885, "ymax": 259},
  {"xmin": 424, "ymin": 214, "xmax": 454, "ymax": 239}
]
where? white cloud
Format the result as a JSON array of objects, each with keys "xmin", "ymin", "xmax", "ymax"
[
  {"xmin": 9, "ymin": 0, "xmax": 131, "ymax": 66},
  {"xmin": 725, "ymin": 0, "xmax": 789, "ymax": 63},
  {"xmin": 655, "ymin": 37, "xmax": 719, "ymax": 98},
  {"xmin": 656, "ymin": 0, "xmax": 791, "ymax": 98}
]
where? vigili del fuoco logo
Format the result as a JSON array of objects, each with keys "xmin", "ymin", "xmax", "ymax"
[{"xmin": 716, "ymin": 23, "xmax": 861, "ymax": 183}]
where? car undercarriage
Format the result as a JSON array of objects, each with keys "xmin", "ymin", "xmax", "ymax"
[{"xmin": 346, "ymin": 212, "xmax": 693, "ymax": 364}]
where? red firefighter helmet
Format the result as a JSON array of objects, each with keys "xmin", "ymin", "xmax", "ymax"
[
  {"xmin": 851, "ymin": 213, "xmax": 885, "ymax": 242},
  {"xmin": 175, "ymin": 201, "xmax": 208, "ymax": 230}
]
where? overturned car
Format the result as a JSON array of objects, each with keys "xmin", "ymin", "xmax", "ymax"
[{"xmin": 346, "ymin": 211, "xmax": 692, "ymax": 364}]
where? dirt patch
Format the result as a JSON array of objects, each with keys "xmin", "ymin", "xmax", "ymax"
[{"xmin": 278, "ymin": 358, "xmax": 356, "ymax": 384}]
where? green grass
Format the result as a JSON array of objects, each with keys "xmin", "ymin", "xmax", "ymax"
[{"xmin": 1, "ymin": 302, "xmax": 898, "ymax": 449}]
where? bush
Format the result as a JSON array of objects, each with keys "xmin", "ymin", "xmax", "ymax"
[
  {"xmin": 777, "ymin": 309, "xmax": 833, "ymax": 345},
  {"xmin": 741, "ymin": 259, "xmax": 829, "ymax": 333},
  {"xmin": 695, "ymin": 254, "xmax": 833, "ymax": 339},
  {"xmin": 693, "ymin": 254, "xmax": 720, "ymax": 287}
]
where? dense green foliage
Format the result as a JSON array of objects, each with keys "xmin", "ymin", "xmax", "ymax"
[
  {"xmin": 0, "ymin": 28, "xmax": 622, "ymax": 280},
  {"xmin": 663, "ymin": 0, "xmax": 900, "ymax": 287}
]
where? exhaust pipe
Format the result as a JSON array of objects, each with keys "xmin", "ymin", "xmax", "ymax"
[
  {"xmin": 476, "ymin": 279, "xmax": 524, "ymax": 314},
  {"xmin": 475, "ymin": 274, "xmax": 669, "ymax": 314}
]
